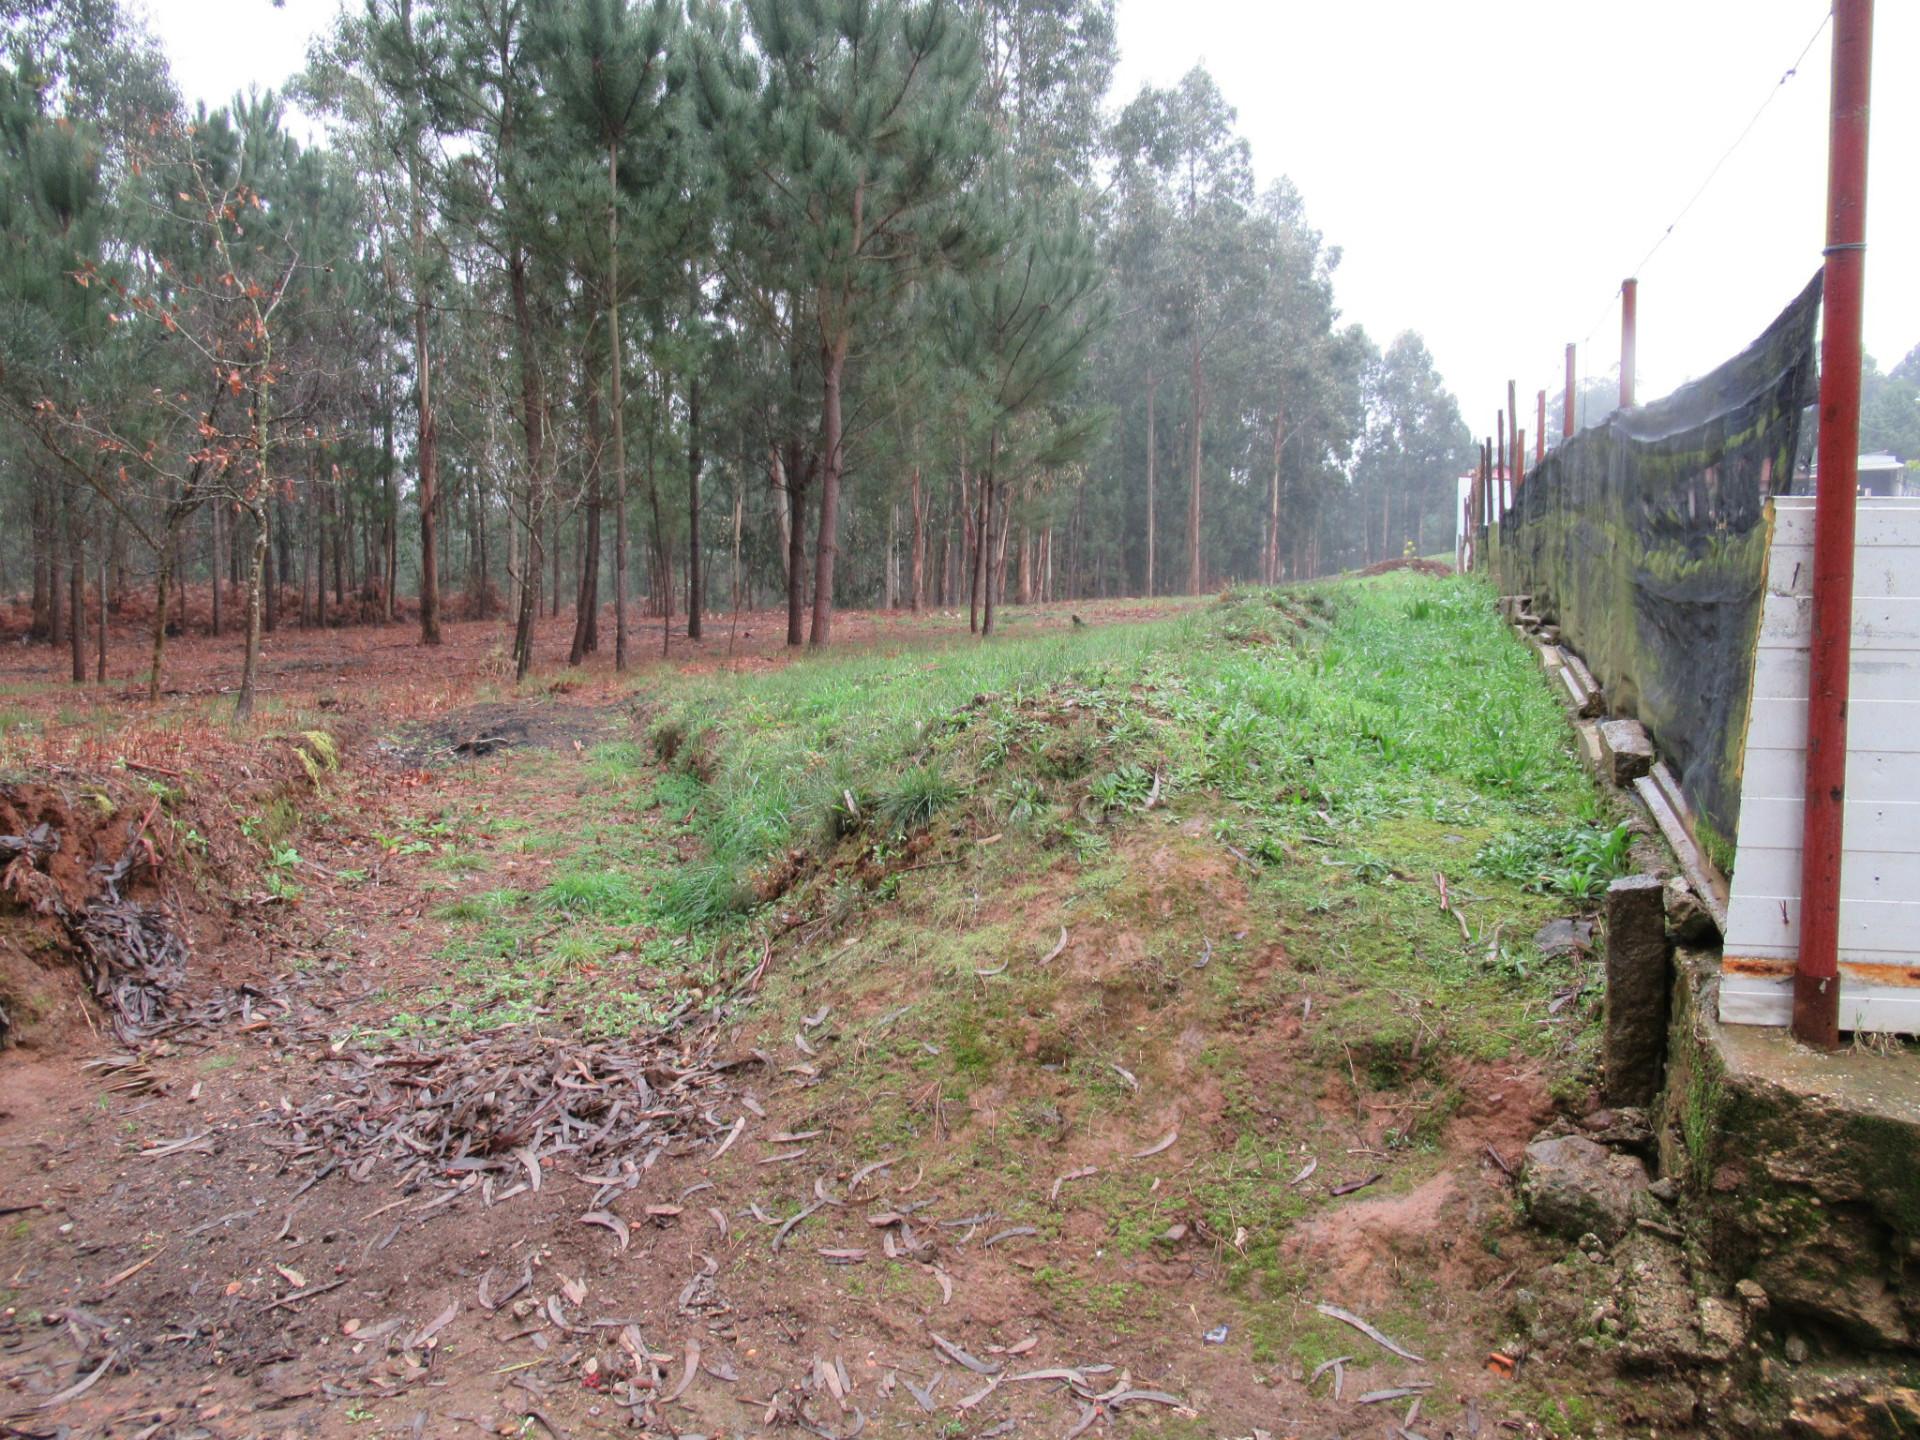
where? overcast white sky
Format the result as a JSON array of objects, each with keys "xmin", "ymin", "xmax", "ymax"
[{"xmin": 136, "ymin": 0, "xmax": 1916, "ymax": 437}]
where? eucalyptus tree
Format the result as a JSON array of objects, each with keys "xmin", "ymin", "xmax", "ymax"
[
  {"xmin": 698, "ymin": 0, "xmax": 995, "ymax": 646},
  {"xmin": 1112, "ymin": 68, "xmax": 1261, "ymax": 594},
  {"xmin": 1355, "ymin": 332, "xmax": 1473, "ymax": 561}
]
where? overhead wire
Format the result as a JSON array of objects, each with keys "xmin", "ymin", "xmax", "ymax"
[{"xmin": 1556, "ymin": 4, "xmax": 1833, "ymax": 433}]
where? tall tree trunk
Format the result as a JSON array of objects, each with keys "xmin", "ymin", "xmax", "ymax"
[
  {"xmin": 313, "ymin": 460, "xmax": 327, "ymax": 629},
  {"xmin": 48, "ymin": 499, "xmax": 63, "ymax": 648},
  {"xmin": 981, "ymin": 431, "xmax": 1002, "ymax": 638},
  {"xmin": 262, "ymin": 503, "xmax": 280, "ymax": 632},
  {"xmin": 236, "ymin": 497, "xmax": 267, "ymax": 721},
  {"xmin": 909, "ymin": 458, "xmax": 926, "ymax": 613},
  {"xmin": 381, "ymin": 391, "xmax": 396, "ymax": 621},
  {"xmin": 884, "ymin": 503, "xmax": 898, "ymax": 610},
  {"xmin": 30, "ymin": 480, "xmax": 50, "ymax": 641},
  {"xmin": 549, "ymin": 498, "xmax": 561, "ymax": 619},
  {"xmin": 770, "ymin": 448, "xmax": 792, "ymax": 587},
  {"xmin": 147, "ymin": 543, "xmax": 173, "ymax": 704},
  {"xmin": 67, "ymin": 492, "xmax": 85, "ymax": 684},
  {"xmin": 686, "ymin": 374, "xmax": 703, "ymax": 640},
  {"xmin": 509, "ymin": 248, "xmax": 546, "ymax": 681},
  {"xmin": 1187, "ymin": 338, "xmax": 1204, "ymax": 594},
  {"xmin": 95, "ymin": 544, "xmax": 107, "ymax": 682},
  {"xmin": 1267, "ymin": 403, "xmax": 1285, "ymax": 585},
  {"xmin": 783, "ymin": 443, "xmax": 810, "ymax": 647},
  {"xmin": 236, "ymin": 383, "xmax": 273, "ymax": 721},
  {"xmin": 731, "ymin": 466, "xmax": 743, "ymax": 612},
  {"xmin": 967, "ymin": 449, "xmax": 984, "ymax": 634},
  {"xmin": 210, "ymin": 501, "xmax": 223, "ymax": 637},
  {"xmin": 1145, "ymin": 370, "xmax": 1157, "ymax": 598},
  {"xmin": 571, "ymin": 362, "xmax": 604, "ymax": 666},
  {"xmin": 809, "ymin": 332, "xmax": 849, "ymax": 647},
  {"xmin": 608, "ymin": 142, "xmax": 630, "ymax": 671},
  {"xmin": 411, "ymin": 120, "xmax": 441, "ymax": 643}
]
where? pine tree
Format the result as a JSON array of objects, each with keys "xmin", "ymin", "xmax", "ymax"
[{"xmin": 700, "ymin": 0, "xmax": 993, "ymax": 646}]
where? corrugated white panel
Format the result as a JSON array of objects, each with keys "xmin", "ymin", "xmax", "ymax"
[{"xmin": 1721, "ymin": 496, "xmax": 1920, "ymax": 1032}]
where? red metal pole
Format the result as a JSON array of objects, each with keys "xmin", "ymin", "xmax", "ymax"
[
  {"xmin": 1507, "ymin": 380, "xmax": 1518, "ymax": 501},
  {"xmin": 1536, "ymin": 391, "xmax": 1546, "ymax": 463},
  {"xmin": 1564, "ymin": 344, "xmax": 1576, "ymax": 437},
  {"xmin": 1496, "ymin": 411, "xmax": 1505, "ymax": 518},
  {"xmin": 1620, "ymin": 279, "xmax": 1637, "ymax": 408},
  {"xmin": 1795, "ymin": 0, "xmax": 1873, "ymax": 1049}
]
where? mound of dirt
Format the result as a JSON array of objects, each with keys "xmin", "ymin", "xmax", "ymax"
[
  {"xmin": 1358, "ymin": 556, "xmax": 1455, "ymax": 577},
  {"xmin": 0, "ymin": 783, "xmax": 192, "ymax": 1051},
  {"xmin": 378, "ymin": 699, "xmax": 622, "ymax": 767}
]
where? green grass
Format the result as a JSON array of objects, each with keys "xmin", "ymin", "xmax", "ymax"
[{"xmin": 644, "ymin": 574, "xmax": 1607, "ymax": 929}]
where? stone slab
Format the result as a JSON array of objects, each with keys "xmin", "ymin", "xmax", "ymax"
[{"xmin": 1598, "ymin": 718, "xmax": 1655, "ymax": 786}]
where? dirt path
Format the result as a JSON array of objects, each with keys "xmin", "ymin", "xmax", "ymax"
[{"xmin": 2, "ymin": 682, "xmax": 1579, "ymax": 1440}]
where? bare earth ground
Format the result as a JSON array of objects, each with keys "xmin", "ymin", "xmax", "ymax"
[{"xmin": 0, "ymin": 596, "xmax": 1597, "ymax": 1440}]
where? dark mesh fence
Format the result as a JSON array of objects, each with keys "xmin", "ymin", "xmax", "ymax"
[{"xmin": 1489, "ymin": 274, "xmax": 1822, "ymax": 859}]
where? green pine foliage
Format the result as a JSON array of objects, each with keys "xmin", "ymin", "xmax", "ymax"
[{"xmin": 1, "ymin": 0, "xmax": 1492, "ymax": 680}]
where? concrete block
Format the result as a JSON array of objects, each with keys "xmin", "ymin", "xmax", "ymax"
[
  {"xmin": 1604, "ymin": 874, "xmax": 1671, "ymax": 1107},
  {"xmin": 1598, "ymin": 718, "xmax": 1655, "ymax": 785},
  {"xmin": 1577, "ymin": 720, "xmax": 1605, "ymax": 773},
  {"xmin": 1559, "ymin": 665, "xmax": 1604, "ymax": 719}
]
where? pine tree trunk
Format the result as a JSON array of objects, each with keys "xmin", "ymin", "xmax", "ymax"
[
  {"xmin": 95, "ymin": 546, "xmax": 107, "ymax": 683},
  {"xmin": 731, "ymin": 470, "xmax": 743, "ymax": 612},
  {"xmin": 411, "ymin": 144, "xmax": 442, "ymax": 644},
  {"xmin": 48, "ymin": 504, "xmax": 63, "ymax": 648},
  {"xmin": 909, "ymin": 462, "xmax": 926, "ymax": 613},
  {"xmin": 67, "ymin": 493, "xmax": 85, "ymax": 684},
  {"xmin": 236, "ymin": 379, "xmax": 273, "ymax": 721},
  {"xmin": 210, "ymin": 502, "xmax": 223, "ymax": 637},
  {"xmin": 770, "ymin": 448, "xmax": 792, "ymax": 588},
  {"xmin": 509, "ymin": 246, "xmax": 546, "ymax": 681},
  {"xmin": 783, "ymin": 444, "xmax": 809, "ymax": 648},
  {"xmin": 570, "ymin": 369, "xmax": 605, "ymax": 667},
  {"xmin": 147, "ymin": 545, "xmax": 172, "ymax": 704},
  {"xmin": 981, "ymin": 431, "xmax": 1000, "ymax": 638},
  {"xmin": 884, "ymin": 503, "xmax": 898, "ymax": 610},
  {"xmin": 30, "ymin": 480, "xmax": 50, "ymax": 641},
  {"xmin": 810, "ymin": 332, "xmax": 849, "ymax": 647},
  {"xmin": 608, "ymin": 139, "xmax": 630, "ymax": 670}
]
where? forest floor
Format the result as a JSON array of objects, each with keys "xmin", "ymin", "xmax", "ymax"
[{"xmin": 0, "ymin": 578, "xmax": 1652, "ymax": 1440}]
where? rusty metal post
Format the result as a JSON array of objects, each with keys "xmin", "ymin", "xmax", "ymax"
[
  {"xmin": 1620, "ymin": 279, "xmax": 1638, "ymax": 408},
  {"xmin": 1795, "ymin": 0, "xmax": 1873, "ymax": 1049},
  {"xmin": 1496, "ymin": 411, "xmax": 1506, "ymax": 519},
  {"xmin": 1564, "ymin": 344, "xmax": 1576, "ymax": 437},
  {"xmin": 1536, "ymin": 391, "xmax": 1546, "ymax": 463},
  {"xmin": 1507, "ymin": 380, "xmax": 1518, "ymax": 503}
]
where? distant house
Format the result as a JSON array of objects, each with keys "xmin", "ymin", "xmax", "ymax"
[
  {"xmin": 1794, "ymin": 451, "xmax": 1912, "ymax": 496},
  {"xmin": 1857, "ymin": 452, "xmax": 1910, "ymax": 496}
]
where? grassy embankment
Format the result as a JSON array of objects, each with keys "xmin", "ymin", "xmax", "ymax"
[{"xmin": 393, "ymin": 574, "xmax": 1631, "ymax": 1373}]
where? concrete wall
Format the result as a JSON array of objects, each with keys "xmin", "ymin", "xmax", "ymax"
[{"xmin": 1720, "ymin": 497, "xmax": 1920, "ymax": 1031}]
